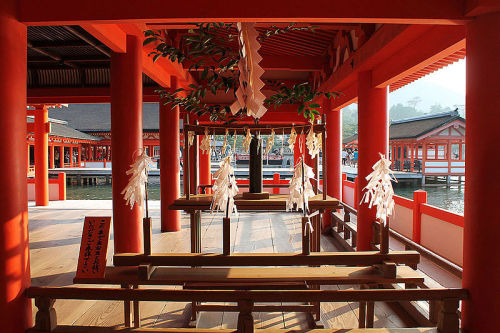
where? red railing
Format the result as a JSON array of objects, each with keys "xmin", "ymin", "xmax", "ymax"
[{"xmin": 27, "ymin": 172, "xmax": 66, "ymax": 201}]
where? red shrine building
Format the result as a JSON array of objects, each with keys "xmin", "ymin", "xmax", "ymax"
[
  {"xmin": 0, "ymin": 1, "xmax": 499, "ymax": 333},
  {"xmin": 343, "ymin": 111, "xmax": 466, "ymax": 178}
]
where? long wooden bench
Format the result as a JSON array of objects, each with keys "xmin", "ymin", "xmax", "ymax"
[
  {"xmin": 88, "ymin": 251, "xmax": 422, "ymax": 326},
  {"xmin": 26, "ymin": 286, "xmax": 467, "ymax": 333}
]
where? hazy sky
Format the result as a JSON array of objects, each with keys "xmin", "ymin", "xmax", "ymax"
[{"xmin": 388, "ymin": 59, "xmax": 466, "ymax": 111}]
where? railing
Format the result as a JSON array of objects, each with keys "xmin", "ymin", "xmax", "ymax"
[
  {"xmin": 27, "ymin": 172, "xmax": 66, "ymax": 201},
  {"xmin": 338, "ymin": 173, "xmax": 464, "ymax": 272}
]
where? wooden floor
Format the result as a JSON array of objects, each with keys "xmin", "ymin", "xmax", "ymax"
[{"xmin": 28, "ymin": 200, "xmax": 411, "ymax": 330}]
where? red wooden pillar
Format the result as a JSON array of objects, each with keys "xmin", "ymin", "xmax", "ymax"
[
  {"xmin": 356, "ymin": 71, "xmax": 388, "ymax": 251},
  {"xmin": 324, "ymin": 103, "xmax": 342, "ymax": 229},
  {"xmin": 160, "ymin": 90, "xmax": 181, "ymax": 232},
  {"xmin": 189, "ymin": 135, "xmax": 199, "ymax": 194},
  {"xmin": 199, "ymin": 135, "xmax": 211, "ymax": 193},
  {"xmin": 111, "ymin": 34, "xmax": 143, "ymax": 253},
  {"xmin": 462, "ymin": 12, "xmax": 500, "ymax": 332},
  {"xmin": 34, "ymin": 106, "xmax": 49, "ymax": 206},
  {"xmin": 26, "ymin": 143, "xmax": 30, "ymax": 172},
  {"xmin": 59, "ymin": 146, "xmax": 64, "ymax": 168},
  {"xmin": 49, "ymin": 145, "xmax": 54, "ymax": 169},
  {"xmin": 69, "ymin": 146, "xmax": 74, "ymax": 167},
  {"xmin": 77, "ymin": 146, "xmax": 81, "ymax": 166},
  {"xmin": 0, "ymin": 3, "xmax": 32, "ymax": 332},
  {"xmin": 412, "ymin": 190, "xmax": 427, "ymax": 244}
]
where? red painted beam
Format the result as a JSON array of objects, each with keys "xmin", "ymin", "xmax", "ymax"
[
  {"xmin": 82, "ymin": 24, "xmax": 126, "ymax": 53},
  {"xmin": 184, "ymin": 55, "xmax": 327, "ymax": 71},
  {"xmin": 19, "ymin": 0, "xmax": 467, "ymax": 25},
  {"xmin": 27, "ymin": 87, "xmax": 160, "ymax": 104}
]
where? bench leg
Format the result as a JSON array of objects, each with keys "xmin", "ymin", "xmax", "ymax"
[
  {"xmin": 358, "ymin": 301, "xmax": 366, "ymax": 328},
  {"xmin": 190, "ymin": 210, "xmax": 201, "ymax": 253},
  {"xmin": 237, "ymin": 300, "xmax": 254, "ymax": 333},
  {"xmin": 122, "ymin": 284, "xmax": 132, "ymax": 327},
  {"xmin": 133, "ymin": 285, "xmax": 140, "ymax": 328}
]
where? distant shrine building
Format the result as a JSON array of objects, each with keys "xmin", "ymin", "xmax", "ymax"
[{"xmin": 343, "ymin": 111, "xmax": 466, "ymax": 178}]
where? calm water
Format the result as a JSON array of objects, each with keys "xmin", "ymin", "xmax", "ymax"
[{"xmin": 66, "ymin": 176, "xmax": 465, "ymax": 215}]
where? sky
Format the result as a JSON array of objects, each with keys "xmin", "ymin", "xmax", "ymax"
[{"xmin": 388, "ymin": 59, "xmax": 466, "ymax": 111}]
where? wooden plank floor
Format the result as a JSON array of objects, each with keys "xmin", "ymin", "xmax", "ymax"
[{"xmin": 28, "ymin": 200, "xmax": 411, "ymax": 330}]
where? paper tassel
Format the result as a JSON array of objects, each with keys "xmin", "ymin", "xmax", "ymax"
[
  {"xmin": 264, "ymin": 129, "xmax": 275, "ymax": 156},
  {"xmin": 306, "ymin": 125, "xmax": 321, "ymax": 159},
  {"xmin": 299, "ymin": 130, "xmax": 304, "ymax": 154},
  {"xmin": 121, "ymin": 150, "xmax": 154, "ymax": 209},
  {"xmin": 242, "ymin": 128, "xmax": 252, "ymax": 153},
  {"xmin": 200, "ymin": 128, "xmax": 211, "ymax": 154},
  {"xmin": 222, "ymin": 129, "xmax": 229, "ymax": 155},
  {"xmin": 188, "ymin": 131, "xmax": 195, "ymax": 146},
  {"xmin": 233, "ymin": 130, "xmax": 238, "ymax": 153},
  {"xmin": 280, "ymin": 129, "xmax": 285, "ymax": 155},
  {"xmin": 211, "ymin": 155, "xmax": 239, "ymax": 216},
  {"xmin": 288, "ymin": 126, "xmax": 297, "ymax": 151},
  {"xmin": 360, "ymin": 153, "xmax": 398, "ymax": 226},
  {"xmin": 230, "ymin": 23, "xmax": 267, "ymax": 119},
  {"xmin": 286, "ymin": 158, "xmax": 315, "ymax": 213}
]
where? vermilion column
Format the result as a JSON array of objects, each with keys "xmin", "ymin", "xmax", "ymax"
[
  {"xmin": 160, "ymin": 93, "xmax": 180, "ymax": 232},
  {"xmin": 59, "ymin": 146, "xmax": 64, "ymax": 168},
  {"xmin": 356, "ymin": 71, "xmax": 388, "ymax": 251},
  {"xmin": 324, "ymin": 103, "xmax": 342, "ymax": 229},
  {"xmin": 49, "ymin": 145, "xmax": 54, "ymax": 169},
  {"xmin": 111, "ymin": 34, "xmax": 143, "ymax": 253},
  {"xmin": 0, "ymin": 2, "xmax": 31, "ymax": 332},
  {"xmin": 462, "ymin": 12, "xmax": 500, "ymax": 332},
  {"xmin": 199, "ymin": 136, "xmax": 211, "ymax": 192},
  {"xmin": 34, "ymin": 106, "xmax": 49, "ymax": 206}
]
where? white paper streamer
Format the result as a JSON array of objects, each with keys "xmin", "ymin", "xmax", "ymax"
[
  {"xmin": 306, "ymin": 125, "xmax": 322, "ymax": 159},
  {"xmin": 230, "ymin": 22, "xmax": 267, "ymax": 119},
  {"xmin": 200, "ymin": 128, "xmax": 211, "ymax": 154},
  {"xmin": 211, "ymin": 155, "xmax": 239, "ymax": 216},
  {"xmin": 242, "ymin": 128, "xmax": 252, "ymax": 153},
  {"xmin": 121, "ymin": 150, "xmax": 155, "ymax": 209},
  {"xmin": 286, "ymin": 158, "xmax": 315, "ymax": 213},
  {"xmin": 222, "ymin": 129, "xmax": 229, "ymax": 155},
  {"xmin": 360, "ymin": 153, "xmax": 398, "ymax": 226},
  {"xmin": 188, "ymin": 131, "xmax": 195, "ymax": 146},
  {"xmin": 288, "ymin": 127, "xmax": 297, "ymax": 151},
  {"xmin": 264, "ymin": 129, "xmax": 275, "ymax": 156}
]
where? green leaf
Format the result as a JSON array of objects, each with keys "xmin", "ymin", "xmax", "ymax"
[
  {"xmin": 143, "ymin": 37, "xmax": 158, "ymax": 46},
  {"xmin": 298, "ymin": 104, "xmax": 305, "ymax": 114},
  {"xmin": 152, "ymin": 53, "xmax": 161, "ymax": 63},
  {"xmin": 309, "ymin": 103, "xmax": 320, "ymax": 108}
]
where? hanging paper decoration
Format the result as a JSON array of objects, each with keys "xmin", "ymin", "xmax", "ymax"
[
  {"xmin": 211, "ymin": 155, "xmax": 239, "ymax": 216},
  {"xmin": 222, "ymin": 129, "xmax": 229, "ymax": 155},
  {"xmin": 242, "ymin": 128, "xmax": 252, "ymax": 153},
  {"xmin": 280, "ymin": 129, "xmax": 285, "ymax": 155},
  {"xmin": 288, "ymin": 126, "xmax": 297, "ymax": 151},
  {"xmin": 232, "ymin": 130, "xmax": 238, "ymax": 154},
  {"xmin": 317, "ymin": 133, "xmax": 323, "ymax": 152},
  {"xmin": 286, "ymin": 158, "xmax": 315, "ymax": 213},
  {"xmin": 121, "ymin": 150, "xmax": 154, "ymax": 209},
  {"xmin": 200, "ymin": 128, "xmax": 211, "ymax": 154},
  {"xmin": 298, "ymin": 130, "xmax": 304, "ymax": 154},
  {"xmin": 264, "ymin": 129, "xmax": 275, "ymax": 156},
  {"xmin": 306, "ymin": 125, "xmax": 322, "ymax": 159},
  {"xmin": 360, "ymin": 153, "xmax": 397, "ymax": 226},
  {"xmin": 188, "ymin": 131, "xmax": 195, "ymax": 146},
  {"xmin": 230, "ymin": 22, "xmax": 267, "ymax": 119}
]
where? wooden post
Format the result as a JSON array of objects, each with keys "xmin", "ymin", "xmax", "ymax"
[
  {"xmin": 236, "ymin": 300, "xmax": 254, "ymax": 333},
  {"xmin": 143, "ymin": 217, "xmax": 152, "ymax": 255},
  {"xmin": 249, "ymin": 134, "xmax": 263, "ymax": 194},
  {"xmin": 121, "ymin": 284, "xmax": 132, "ymax": 327},
  {"xmin": 190, "ymin": 210, "xmax": 201, "ymax": 253},
  {"xmin": 379, "ymin": 221, "xmax": 389, "ymax": 254},
  {"xmin": 223, "ymin": 217, "xmax": 231, "ymax": 255},
  {"xmin": 302, "ymin": 216, "xmax": 311, "ymax": 255},
  {"xmin": 34, "ymin": 297, "xmax": 57, "ymax": 332},
  {"xmin": 184, "ymin": 114, "xmax": 191, "ymax": 199},
  {"xmin": 437, "ymin": 298, "xmax": 460, "ymax": 333}
]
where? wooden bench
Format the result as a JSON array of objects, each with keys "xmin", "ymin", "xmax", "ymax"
[
  {"xmin": 26, "ymin": 286, "xmax": 467, "ymax": 333},
  {"xmin": 77, "ymin": 251, "xmax": 422, "ymax": 326}
]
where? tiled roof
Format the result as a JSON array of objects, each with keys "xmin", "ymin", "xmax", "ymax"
[{"xmin": 27, "ymin": 117, "xmax": 101, "ymax": 141}]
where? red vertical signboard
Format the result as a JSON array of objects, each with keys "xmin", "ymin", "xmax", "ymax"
[{"xmin": 76, "ymin": 216, "xmax": 111, "ymax": 279}]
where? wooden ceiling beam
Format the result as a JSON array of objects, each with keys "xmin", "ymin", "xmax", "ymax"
[
  {"xmin": 183, "ymin": 56, "xmax": 326, "ymax": 72},
  {"xmin": 19, "ymin": 0, "xmax": 468, "ymax": 25}
]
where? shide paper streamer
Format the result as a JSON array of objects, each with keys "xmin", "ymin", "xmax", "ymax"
[
  {"xmin": 122, "ymin": 149, "xmax": 155, "ymax": 210},
  {"xmin": 360, "ymin": 153, "xmax": 397, "ymax": 226},
  {"xmin": 230, "ymin": 22, "xmax": 267, "ymax": 119},
  {"xmin": 265, "ymin": 129, "xmax": 275, "ymax": 156},
  {"xmin": 200, "ymin": 128, "xmax": 211, "ymax": 154},
  {"xmin": 286, "ymin": 158, "xmax": 315, "ymax": 213},
  {"xmin": 242, "ymin": 128, "xmax": 252, "ymax": 153},
  {"xmin": 211, "ymin": 155, "xmax": 239, "ymax": 217},
  {"xmin": 288, "ymin": 126, "xmax": 297, "ymax": 151}
]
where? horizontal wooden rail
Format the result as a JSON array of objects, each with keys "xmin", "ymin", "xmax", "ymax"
[
  {"xmin": 26, "ymin": 286, "xmax": 467, "ymax": 303},
  {"xmin": 113, "ymin": 251, "xmax": 420, "ymax": 267}
]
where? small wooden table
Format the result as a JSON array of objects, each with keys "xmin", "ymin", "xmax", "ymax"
[{"xmin": 169, "ymin": 194, "xmax": 341, "ymax": 254}]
